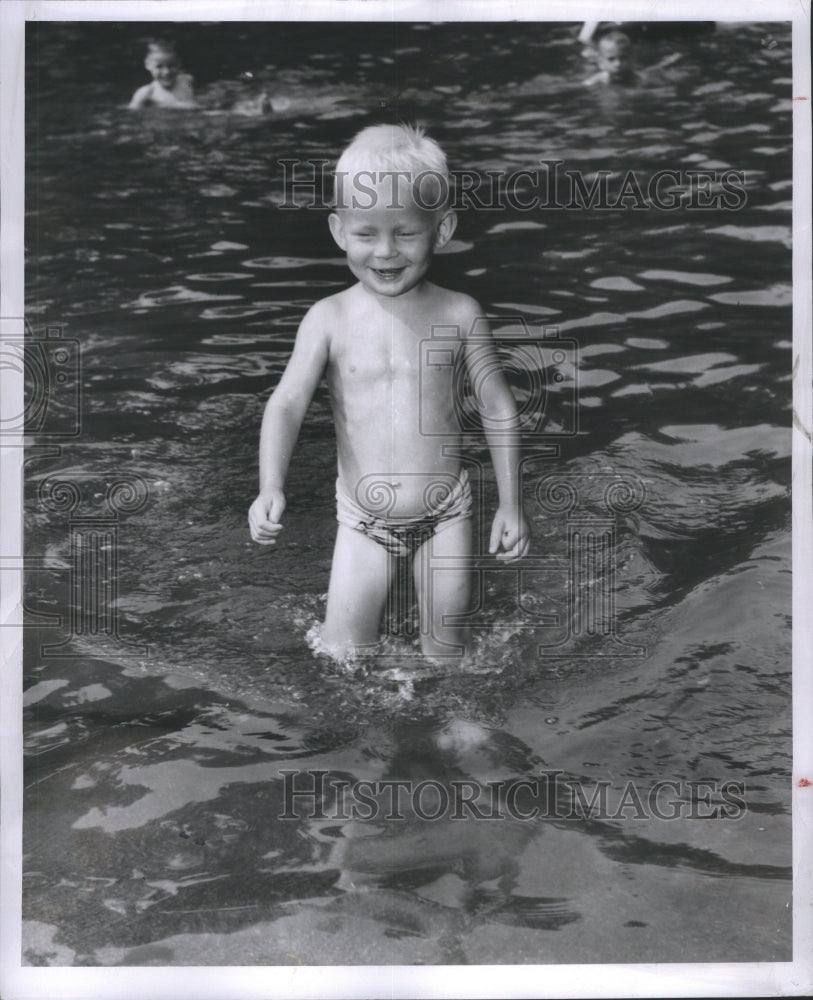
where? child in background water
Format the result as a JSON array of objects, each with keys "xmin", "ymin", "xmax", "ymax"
[
  {"xmin": 579, "ymin": 22, "xmax": 684, "ymax": 88},
  {"xmin": 129, "ymin": 41, "xmax": 197, "ymax": 109},
  {"xmin": 248, "ymin": 124, "xmax": 530, "ymax": 661},
  {"xmin": 582, "ymin": 29, "xmax": 636, "ymax": 87}
]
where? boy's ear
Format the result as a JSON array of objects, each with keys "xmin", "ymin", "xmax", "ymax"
[
  {"xmin": 328, "ymin": 212, "xmax": 347, "ymax": 250},
  {"xmin": 434, "ymin": 210, "xmax": 457, "ymax": 250}
]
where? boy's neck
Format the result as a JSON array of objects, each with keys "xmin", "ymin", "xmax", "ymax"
[{"xmin": 357, "ymin": 276, "xmax": 433, "ymax": 310}]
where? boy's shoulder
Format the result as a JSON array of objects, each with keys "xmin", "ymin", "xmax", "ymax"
[
  {"xmin": 129, "ymin": 81, "xmax": 157, "ymax": 107},
  {"xmin": 427, "ymin": 284, "xmax": 483, "ymax": 325},
  {"xmin": 298, "ymin": 287, "xmax": 354, "ymax": 333},
  {"xmin": 307, "ymin": 285, "xmax": 354, "ymax": 317}
]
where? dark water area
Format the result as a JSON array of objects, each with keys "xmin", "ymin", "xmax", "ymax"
[{"xmin": 22, "ymin": 20, "xmax": 792, "ymax": 966}]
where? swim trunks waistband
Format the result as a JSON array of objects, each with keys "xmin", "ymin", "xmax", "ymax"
[{"xmin": 335, "ymin": 470, "xmax": 472, "ymax": 558}]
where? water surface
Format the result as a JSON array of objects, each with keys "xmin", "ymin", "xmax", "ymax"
[{"xmin": 23, "ymin": 20, "xmax": 792, "ymax": 966}]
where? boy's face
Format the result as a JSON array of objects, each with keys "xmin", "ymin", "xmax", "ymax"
[
  {"xmin": 329, "ymin": 183, "xmax": 456, "ymax": 299},
  {"xmin": 146, "ymin": 54, "xmax": 179, "ymax": 88},
  {"xmin": 597, "ymin": 39, "xmax": 629, "ymax": 78}
]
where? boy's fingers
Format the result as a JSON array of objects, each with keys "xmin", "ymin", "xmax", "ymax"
[
  {"xmin": 248, "ymin": 498, "xmax": 284, "ymax": 545},
  {"xmin": 496, "ymin": 544, "xmax": 519, "ymax": 562},
  {"xmin": 496, "ymin": 545, "xmax": 522, "ymax": 563},
  {"xmin": 495, "ymin": 530, "xmax": 530, "ymax": 562},
  {"xmin": 255, "ymin": 521, "xmax": 282, "ymax": 535},
  {"xmin": 488, "ymin": 520, "xmax": 504, "ymax": 554},
  {"xmin": 253, "ymin": 519, "xmax": 282, "ymax": 536},
  {"xmin": 490, "ymin": 518, "xmax": 528, "ymax": 555},
  {"xmin": 251, "ymin": 523, "xmax": 282, "ymax": 545}
]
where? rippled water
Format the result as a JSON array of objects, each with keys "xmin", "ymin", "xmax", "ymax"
[{"xmin": 22, "ymin": 21, "xmax": 792, "ymax": 966}]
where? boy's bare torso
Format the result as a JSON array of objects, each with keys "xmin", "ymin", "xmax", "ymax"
[
  {"xmin": 136, "ymin": 76, "xmax": 195, "ymax": 108},
  {"xmin": 321, "ymin": 281, "xmax": 473, "ymax": 518}
]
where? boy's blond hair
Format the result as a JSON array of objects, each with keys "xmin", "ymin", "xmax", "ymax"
[
  {"xmin": 333, "ymin": 123, "xmax": 451, "ymax": 212},
  {"xmin": 145, "ymin": 40, "xmax": 178, "ymax": 65}
]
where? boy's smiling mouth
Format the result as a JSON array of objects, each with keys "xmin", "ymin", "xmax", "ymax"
[{"xmin": 372, "ymin": 266, "xmax": 406, "ymax": 280}]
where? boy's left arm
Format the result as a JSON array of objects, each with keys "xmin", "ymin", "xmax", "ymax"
[{"xmin": 463, "ymin": 312, "xmax": 531, "ymax": 562}]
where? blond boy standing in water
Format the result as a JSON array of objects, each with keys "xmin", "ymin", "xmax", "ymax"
[
  {"xmin": 248, "ymin": 124, "xmax": 529, "ymax": 659},
  {"xmin": 129, "ymin": 41, "xmax": 196, "ymax": 109}
]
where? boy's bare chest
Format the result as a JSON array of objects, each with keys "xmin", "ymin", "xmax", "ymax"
[{"xmin": 331, "ymin": 323, "xmax": 461, "ymax": 386}]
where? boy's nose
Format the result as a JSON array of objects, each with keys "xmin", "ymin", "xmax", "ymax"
[{"xmin": 373, "ymin": 235, "xmax": 397, "ymax": 258}]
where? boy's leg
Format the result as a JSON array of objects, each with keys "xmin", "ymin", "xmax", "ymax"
[
  {"xmin": 413, "ymin": 518, "xmax": 473, "ymax": 659},
  {"xmin": 322, "ymin": 524, "xmax": 393, "ymax": 655}
]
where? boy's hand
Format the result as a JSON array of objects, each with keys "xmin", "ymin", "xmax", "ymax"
[
  {"xmin": 248, "ymin": 488, "xmax": 286, "ymax": 545},
  {"xmin": 489, "ymin": 505, "xmax": 531, "ymax": 562}
]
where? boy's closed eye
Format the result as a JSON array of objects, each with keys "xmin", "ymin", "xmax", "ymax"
[{"xmin": 350, "ymin": 230, "xmax": 417, "ymax": 241}]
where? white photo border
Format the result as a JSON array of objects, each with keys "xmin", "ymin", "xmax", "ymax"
[{"xmin": 1, "ymin": 1, "xmax": 810, "ymax": 997}]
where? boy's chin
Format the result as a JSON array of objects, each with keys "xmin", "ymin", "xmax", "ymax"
[{"xmin": 365, "ymin": 280, "xmax": 410, "ymax": 297}]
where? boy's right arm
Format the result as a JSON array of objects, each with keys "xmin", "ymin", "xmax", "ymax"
[
  {"xmin": 128, "ymin": 84, "xmax": 152, "ymax": 109},
  {"xmin": 248, "ymin": 303, "xmax": 331, "ymax": 546},
  {"xmin": 578, "ymin": 20, "xmax": 600, "ymax": 45}
]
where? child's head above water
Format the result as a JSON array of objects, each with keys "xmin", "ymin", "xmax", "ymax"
[
  {"xmin": 332, "ymin": 123, "xmax": 451, "ymax": 214},
  {"xmin": 144, "ymin": 40, "xmax": 182, "ymax": 87},
  {"xmin": 129, "ymin": 37, "xmax": 196, "ymax": 109},
  {"xmin": 328, "ymin": 123, "xmax": 457, "ymax": 298},
  {"xmin": 593, "ymin": 30, "xmax": 633, "ymax": 80}
]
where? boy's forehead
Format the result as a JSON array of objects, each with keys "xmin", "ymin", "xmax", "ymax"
[
  {"xmin": 337, "ymin": 199, "xmax": 436, "ymax": 224},
  {"xmin": 600, "ymin": 35, "xmax": 629, "ymax": 53},
  {"xmin": 334, "ymin": 172, "xmax": 447, "ymax": 213}
]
